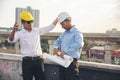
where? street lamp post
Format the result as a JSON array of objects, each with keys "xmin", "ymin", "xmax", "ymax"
[{"xmin": 104, "ymin": 44, "xmax": 111, "ymax": 64}]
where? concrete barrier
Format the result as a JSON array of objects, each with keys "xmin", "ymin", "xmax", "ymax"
[{"xmin": 0, "ymin": 53, "xmax": 120, "ymax": 80}]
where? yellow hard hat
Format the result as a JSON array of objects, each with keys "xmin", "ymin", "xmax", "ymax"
[{"xmin": 20, "ymin": 11, "xmax": 34, "ymax": 21}]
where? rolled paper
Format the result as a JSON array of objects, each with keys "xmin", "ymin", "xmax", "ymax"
[{"xmin": 43, "ymin": 53, "xmax": 73, "ymax": 68}]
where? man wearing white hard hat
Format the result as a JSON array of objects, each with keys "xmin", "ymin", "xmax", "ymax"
[{"xmin": 53, "ymin": 12, "xmax": 84, "ymax": 80}]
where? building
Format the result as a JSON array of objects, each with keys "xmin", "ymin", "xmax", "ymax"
[
  {"xmin": 15, "ymin": 6, "xmax": 39, "ymax": 28},
  {"xmin": 89, "ymin": 46, "xmax": 105, "ymax": 59},
  {"xmin": 88, "ymin": 46, "xmax": 120, "ymax": 64},
  {"xmin": 111, "ymin": 50, "xmax": 120, "ymax": 64},
  {"xmin": 106, "ymin": 28, "xmax": 120, "ymax": 36}
]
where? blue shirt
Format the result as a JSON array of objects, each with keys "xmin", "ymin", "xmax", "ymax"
[{"xmin": 54, "ymin": 26, "xmax": 84, "ymax": 59}]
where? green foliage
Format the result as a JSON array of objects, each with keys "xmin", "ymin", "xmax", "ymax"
[
  {"xmin": 84, "ymin": 39, "xmax": 89, "ymax": 46},
  {"xmin": 2, "ymin": 40, "xmax": 15, "ymax": 48},
  {"xmin": 41, "ymin": 39, "xmax": 49, "ymax": 53}
]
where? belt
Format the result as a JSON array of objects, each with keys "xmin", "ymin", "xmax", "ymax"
[
  {"xmin": 73, "ymin": 58, "xmax": 78, "ymax": 61},
  {"xmin": 23, "ymin": 56, "xmax": 43, "ymax": 60}
]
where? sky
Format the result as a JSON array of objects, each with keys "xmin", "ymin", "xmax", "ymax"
[{"xmin": 0, "ymin": 0, "xmax": 120, "ymax": 33}]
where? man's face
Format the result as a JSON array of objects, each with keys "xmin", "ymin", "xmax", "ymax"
[
  {"xmin": 22, "ymin": 20, "xmax": 33, "ymax": 29},
  {"xmin": 60, "ymin": 19, "xmax": 71, "ymax": 30}
]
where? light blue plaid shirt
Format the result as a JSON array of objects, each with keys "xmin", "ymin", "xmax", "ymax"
[{"xmin": 53, "ymin": 26, "xmax": 84, "ymax": 59}]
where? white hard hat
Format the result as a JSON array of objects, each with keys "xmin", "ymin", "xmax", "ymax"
[{"xmin": 58, "ymin": 12, "xmax": 71, "ymax": 23}]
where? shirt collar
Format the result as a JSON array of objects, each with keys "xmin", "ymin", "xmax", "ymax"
[
  {"xmin": 66, "ymin": 25, "xmax": 75, "ymax": 33},
  {"xmin": 21, "ymin": 28, "xmax": 35, "ymax": 33},
  {"xmin": 21, "ymin": 29, "xmax": 26, "ymax": 33}
]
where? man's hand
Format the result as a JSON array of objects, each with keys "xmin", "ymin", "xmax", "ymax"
[
  {"xmin": 52, "ymin": 18, "xmax": 58, "ymax": 26},
  {"xmin": 59, "ymin": 51, "xmax": 65, "ymax": 58},
  {"xmin": 53, "ymin": 48, "xmax": 59, "ymax": 56},
  {"xmin": 53, "ymin": 48, "xmax": 65, "ymax": 58},
  {"xmin": 13, "ymin": 22, "xmax": 19, "ymax": 32}
]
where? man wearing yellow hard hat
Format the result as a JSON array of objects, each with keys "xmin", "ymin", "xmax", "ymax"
[{"xmin": 8, "ymin": 11, "xmax": 58, "ymax": 80}]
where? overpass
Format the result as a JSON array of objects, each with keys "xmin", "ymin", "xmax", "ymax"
[
  {"xmin": 1, "ymin": 31, "xmax": 120, "ymax": 42},
  {"xmin": 0, "ymin": 27, "xmax": 13, "ymax": 31}
]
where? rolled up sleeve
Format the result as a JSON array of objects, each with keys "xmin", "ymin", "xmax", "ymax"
[{"xmin": 7, "ymin": 32, "xmax": 20, "ymax": 43}]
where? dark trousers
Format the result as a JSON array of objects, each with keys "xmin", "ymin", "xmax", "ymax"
[
  {"xmin": 22, "ymin": 57, "xmax": 45, "ymax": 80},
  {"xmin": 59, "ymin": 59, "xmax": 80, "ymax": 80}
]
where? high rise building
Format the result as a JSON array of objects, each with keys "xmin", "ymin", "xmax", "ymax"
[{"xmin": 15, "ymin": 6, "xmax": 39, "ymax": 28}]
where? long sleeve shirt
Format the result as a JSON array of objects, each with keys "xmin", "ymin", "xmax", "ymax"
[
  {"xmin": 8, "ymin": 24, "xmax": 55, "ymax": 57},
  {"xmin": 53, "ymin": 26, "xmax": 84, "ymax": 59}
]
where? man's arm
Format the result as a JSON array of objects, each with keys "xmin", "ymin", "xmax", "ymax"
[
  {"xmin": 8, "ymin": 22, "xmax": 19, "ymax": 41},
  {"xmin": 52, "ymin": 18, "xmax": 58, "ymax": 26},
  {"xmin": 53, "ymin": 34, "xmax": 63, "ymax": 56},
  {"xmin": 38, "ymin": 18, "xmax": 58, "ymax": 35},
  {"xmin": 65, "ymin": 32, "xmax": 84, "ymax": 54}
]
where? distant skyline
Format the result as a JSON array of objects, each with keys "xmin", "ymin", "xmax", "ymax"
[{"xmin": 0, "ymin": 0, "xmax": 120, "ymax": 33}]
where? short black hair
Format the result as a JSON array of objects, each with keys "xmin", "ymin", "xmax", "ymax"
[
  {"xmin": 21, "ymin": 20, "xmax": 26, "ymax": 23},
  {"xmin": 21, "ymin": 20, "xmax": 34, "ymax": 23}
]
